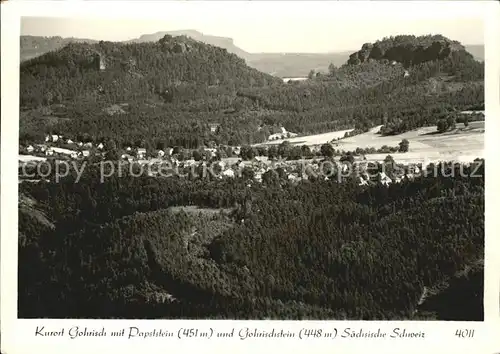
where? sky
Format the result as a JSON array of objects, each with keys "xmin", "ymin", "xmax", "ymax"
[{"xmin": 20, "ymin": 2, "xmax": 485, "ymax": 53}]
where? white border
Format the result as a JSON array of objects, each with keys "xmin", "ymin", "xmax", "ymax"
[{"xmin": 2, "ymin": 2, "xmax": 500, "ymax": 354}]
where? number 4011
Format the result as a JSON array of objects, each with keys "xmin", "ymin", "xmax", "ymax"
[{"xmin": 455, "ymin": 329, "xmax": 475, "ymax": 338}]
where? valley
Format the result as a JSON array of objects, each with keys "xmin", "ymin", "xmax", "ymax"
[{"xmin": 17, "ymin": 30, "xmax": 485, "ymax": 321}]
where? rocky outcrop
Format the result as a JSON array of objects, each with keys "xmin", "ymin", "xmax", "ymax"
[
  {"xmin": 158, "ymin": 35, "xmax": 194, "ymax": 54},
  {"xmin": 347, "ymin": 35, "xmax": 467, "ymax": 68}
]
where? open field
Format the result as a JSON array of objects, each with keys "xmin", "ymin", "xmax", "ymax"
[
  {"xmin": 168, "ymin": 205, "xmax": 233, "ymax": 215},
  {"xmin": 336, "ymin": 121, "xmax": 484, "ymax": 164},
  {"xmin": 258, "ymin": 128, "xmax": 354, "ymax": 146},
  {"xmin": 253, "ymin": 121, "xmax": 483, "ymax": 165}
]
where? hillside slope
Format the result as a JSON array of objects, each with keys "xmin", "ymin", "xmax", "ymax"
[
  {"xmin": 18, "ymin": 162, "xmax": 484, "ymax": 319},
  {"xmin": 20, "ymin": 35, "xmax": 280, "ymax": 107},
  {"xmin": 19, "ymin": 34, "xmax": 483, "ymax": 149}
]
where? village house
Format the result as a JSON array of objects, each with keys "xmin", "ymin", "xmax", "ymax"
[
  {"xmin": 378, "ymin": 172, "xmax": 393, "ymax": 186},
  {"xmin": 26, "ymin": 145, "xmax": 34, "ymax": 153},
  {"xmin": 51, "ymin": 134, "xmax": 60, "ymax": 142},
  {"xmin": 205, "ymin": 148, "xmax": 217, "ymax": 157},
  {"xmin": 209, "ymin": 123, "xmax": 220, "ymax": 133},
  {"xmin": 66, "ymin": 139, "xmax": 74, "ymax": 144},
  {"xmin": 121, "ymin": 154, "xmax": 133, "ymax": 161},
  {"xmin": 97, "ymin": 143, "xmax": 104, "ymax": 150},
  {"xmin": 157, "ymin": 150, "xmax": 165, "ymax": 158},
  {"xmin": 234, "ymin": 160, "xmax": 246, "ymax": 169},
  {"xmin": 46, "ymin": 148, "xmax": 54, "ymax": 156},
  {"xmin": 83, "ymin": 142, "xmax": 93, "ymax": 148},
  {"xmin": 80, "ymin": 150, "xmax": 90, "ymax": 158},
  {"xmin": 77, "ymin": 142, "xmax": 83, "ymax": 147},
  {"xmin": 167, "ymin": 148, "xmax": 174, "ymax": 156},
  {"xmin": 183, "ymin": 159, "xmax": 196, "ymax": 167},
  {"xmin": 137, "ymin": 148, "xmax": 147, "ymax": 159}
]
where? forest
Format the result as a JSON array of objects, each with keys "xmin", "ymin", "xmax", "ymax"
[
  {"xmin": 19, "ymin": 160, "xmax": 484, "ymax": 320},
  {"xmin": 19, "ymin": 34, "xmax": 484, "ymax": 148},
  {"xmin": 18, "ymin": 33, "xmax": 485, "ymax": 320}
]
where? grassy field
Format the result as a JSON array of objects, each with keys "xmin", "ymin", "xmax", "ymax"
[
  {"xmin": 335, "ymin": 121, "xmax": 484, "ymax": 164},
  {"xmin": 258, "ymin": 128, "xmax": 354, "ymax": 146},
  {"xmin": 251, "ymin": 121, "xmax": 483, "ymax": 165}
]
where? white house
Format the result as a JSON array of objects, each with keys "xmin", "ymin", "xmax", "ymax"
[
  {"xmin": 205, "ymin": 148, "xmax": 217, "ymax": 157},
  {"xmin": 126, "ymin": 146, "xmax": 132, "ymax": 152},
  {"xmin": 81, "ymin": 150, "xmax": 90, "ymax": 158},
  {"xmin": 157, "ymin": 150, "xmax": 165, "ymax": 158},
  {"xmin": 121, "ymin": 153, "xmax": 133, "ymax": 161},
  {"xmin": 97, "ymin": 143, "xmax": 104, "ymax": 150},
  {"xmin": 378, "ymin": 172, "xmax": 393, "ymax": 186},
  {"xmin": 137, "ymin": 148, "xmax": 147, "ymax": 159},
  {"xmin": 51, "ymin": 134, "xmax": 59, "ymax": 142},
  {"xmin": 45, "ymin": 135, "xmax": 50, "ymax": 142},
  {"xmin": 46, "ymin": 148, "xmax": 54, "ymax": 156},
  {"xmin": 209, "ymin": 123, "xmax": 220, "ymax": 133},
  {"xmin": 67, "ymin": 139, "xmax": 74, "ymax": 144},
  {"xmin": 77, "ymin": 142, "xmax": 83, "ymax": 147},
  {"xmin": 235, "ymin": 160, "xmax": 246, "ymax": 168},
  {"xmin": 26, "ymin": 145, "xmax": 34, "ymax": 153}
]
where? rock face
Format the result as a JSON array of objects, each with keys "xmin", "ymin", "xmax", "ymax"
[
  {"xmin": 158, "ymin": 35, "xmax": 194, "ymax": 54},
  {"xmin": 347, "ymin": 35, "xmax": 467, "ymax": 68},
  {"xmin": 98, "ymin": 53, "xmax": 106, "ymax": 70}
]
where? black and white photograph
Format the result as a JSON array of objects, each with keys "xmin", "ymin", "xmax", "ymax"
[{"xmin": 11, "ymin": 1, "xmax": 490, "ymax": 324}]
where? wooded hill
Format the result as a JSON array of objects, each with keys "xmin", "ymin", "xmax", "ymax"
[
  {"xmin": 20, "ymin": 34, "xmax": 483, "ymax": 148},
  {"xmin": 21, "ymin": 33, "xmax": 485, "ymax": 76}
]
